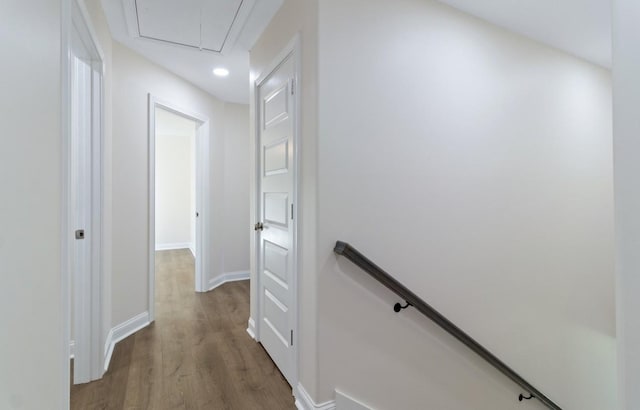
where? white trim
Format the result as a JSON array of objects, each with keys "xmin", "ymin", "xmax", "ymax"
[
  {"xmin": 103, "ymin": 312, "xmax": 151, "ymax": 372},
  {"xmin": 76, "ymin": 0, "xmax": 105, "ymax": 64},
  {"xmin": 155, "ymin": 242, "xmax": 192, "ymax": 251},
  {"xmin": 208, "ymin": 271, "xmax": 250, "ymax": 292},
  {"xmin": 254, "ymin": 35, "xmax": 300, "ymax": 86},
  {"xmin": 64, "ymin": 0, "xmax": 106, "ymax": 388},
  {"xmin": 149, "ymin": 95, "xmax": 211, "ymax": 323},
  {"xmin": 70, "ymin": 340, "xmax": 75, "ymax": 359},
  {"xmin": 195, "ymin": 120, "xmax": 210, "ymax": 293},
  {"xmin": 246, "ymin": 317, "xmax": 257, "ymax": 339},
  {"xmin": 89, "ymin": 51, "xmax": 105, "ymax": 380},
  {"xmin": 103, "ymin": 328, "xmax": 113, "ymax": 372},
  {"xmin": 61, "ymin": 1, "xmax": 72, "ymax": 407},
  {"xmin": 253, "ymin": 33, "xmax": 302, "ymax": 390},
  {"xmin": 295, "ymin": 383, "xmax": 336, "ymax": 410}
]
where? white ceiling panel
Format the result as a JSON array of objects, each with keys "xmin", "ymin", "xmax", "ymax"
[
  {"xmin": 201, "ymin": 0, "xmax": 244, "ymax": 51},
  {"xmin": 103, "ymin": 0, "xmax": 284, "ymax": 103},
  {"xmin": 135, "ymin": 0, "xmax": 244, "ymax": 52}
]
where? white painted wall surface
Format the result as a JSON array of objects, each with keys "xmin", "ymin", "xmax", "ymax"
[
  {"xmin": 0, "ymin": 1, "xmax": 64, "ymax": 409},
  {"xmin": 155, "ymin": 108, "xmax": 196, "ymax": 249},
  {"xmin": 222, "ymin": 103, "xmax": 250, "ymax": 273},
  {"xmin": 612, "ymin": 1, "xmax": 640, "ymax": 408},
  {"xmin": 250, "ymin": 0, "xmax": 319, "ymax": 397},
  {"xmin": 316, "ymin": 0, "xmax": 615, "ymax": 409}
]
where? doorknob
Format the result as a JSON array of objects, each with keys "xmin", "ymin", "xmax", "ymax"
[{"xmin": 254, "ymin": 222, "xmax": 264, "ymax": 231}]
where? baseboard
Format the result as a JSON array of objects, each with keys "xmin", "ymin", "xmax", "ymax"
[
  {"xmin": 69, "ymin": 340, "xmax": 75, "ymax": 359},
  {"xmin": 247, "ymin": 317, "xmax": 256, "ymax": 340},
  {"xmin": 207, "ymin": 271, "xmax": 249, "ymax": 292},
  {"xmin": 295, "ymin": 383, "xmax": 336, "ymax": 410},
  {"xmin": 103, "ymin": 328, "xmax": 114, "ymax": 372},
  {"xmin": 103, "ymin": 311, "xmax": 150, "ymax": 372},
  {"xmin": 335, "ymin": 390, "xmax": 373, "ymax": 410},
  {"xmin": 155, "ymin": 242, "xmax": 191, "ymax": 251},
  {"xmin": 189, "ymin": 245, "xmax": 196, "ymax": 257}
]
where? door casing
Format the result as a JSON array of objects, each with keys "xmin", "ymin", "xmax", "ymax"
[
  {"xmin": 251, "ymin": 34, "xmax": 302, "ymax": 390},
  {"xmin": 148, "ymin": 95, "xmax": 211, "ymax": 322},
  {"xmin": 62, "ymin": 0, "xmax": 106, "ymax": 392}
]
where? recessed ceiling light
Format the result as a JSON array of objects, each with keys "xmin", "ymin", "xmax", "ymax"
[{"xmin": 213, "ymin": 67, "xmax": 229, "ymax": 77}]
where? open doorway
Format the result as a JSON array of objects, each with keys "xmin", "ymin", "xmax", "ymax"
[
  {"xmin": 155, "ymin": 108, "xmax": 197, "ymax": 256},
  {"xmin": 65, "ymin": 0, "xmax": 105, "ymax": 388},
  {"xmin": 148, "ymin": 96, "xmax": 211, "ymax": 322}
]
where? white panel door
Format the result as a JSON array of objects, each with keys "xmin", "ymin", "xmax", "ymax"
[
  {"xmin": 258, "ymin": 55, "xmax": 296, "ymax": 385},
  {"xmin": 71, "ymin": 55, "xmax": 94, "ymax": 384}
]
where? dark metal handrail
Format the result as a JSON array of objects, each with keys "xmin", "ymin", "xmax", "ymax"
[{"xmin": 334, "ymin": 241, "xmax": 561, "ymax": 410}]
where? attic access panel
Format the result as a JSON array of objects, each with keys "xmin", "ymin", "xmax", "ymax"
[{"xmin": 130, "ymin": 0, "xmax": 251, "ymax": 53}]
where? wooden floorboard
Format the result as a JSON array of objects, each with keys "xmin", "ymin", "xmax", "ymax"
[{"xmin": 71, "ymin": 249, "xmax": 295, "ymax": 410}]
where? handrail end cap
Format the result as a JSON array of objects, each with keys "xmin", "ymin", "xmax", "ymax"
[{"xmin": 334, "ymin": 241, "xmax": 349, "ymax": 255}]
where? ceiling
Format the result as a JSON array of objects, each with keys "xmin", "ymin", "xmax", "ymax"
[
  {"xmin": 134, "ymin": 0, "xmax": 245, "ymax": 53},
  {"xmin": 102, "ymin": 0, "xmax": 611, "ymax": 105},
  {"xmin": 437, "ymin": 0, "xmax": 612, "ymax": 68},
  {"xmin": 101, "ymin": 0, "xmax": 283, "ymax": 104}
]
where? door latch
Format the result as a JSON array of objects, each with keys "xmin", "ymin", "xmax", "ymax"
[
  {"xmin": 75, "ymin": 229, "xmax": 85, "ymax": 240},
  {"xmin": 254, "ymin": 222, "xmax": 264, "ymax": 231}
]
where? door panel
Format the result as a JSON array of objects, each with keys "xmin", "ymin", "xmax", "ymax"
[
  {"xmin": 264, "ymin": 193, "xmax": 289, "ymax": 226},
  {"xmin": 264, "ymin": 139, "xmax": 288, "ymax": 176},
  {"xmin": 71, "ymin": 55, "xmax": 94, "ymax": 385},
  {"xmin": 264, "ymin": 241, "xmax": 289, "ymax": 286},
  {"xmin": 263, "ymin": 84, "xmax": 289, "ymax": 128},
  {"xmin": 258, "ymin": 55, "xmax": 296, "ymax": 386},
  {"xmin": 264, "ymin": 289, "xmax": 289, "ymax": 343}
]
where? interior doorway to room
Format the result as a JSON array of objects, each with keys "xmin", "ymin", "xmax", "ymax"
[
  {"xmin": 149, "ymin": 97, "xmax": 211, "ymax": 322},
  {"xmin": 154, "ymin": 108, "xmax": 197, "ymax": 257},
  {"xmin": 253, "ymin": 38, "xmax": 300, "ymax": 389},
  {"xmin": 67, "ymin": 0, "xmax": 105, "ymax": 387}
]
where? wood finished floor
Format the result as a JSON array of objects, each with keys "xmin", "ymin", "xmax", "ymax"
[{"xmin": 71, "ymin": 249, "xmax": 295, "ymax": 410}]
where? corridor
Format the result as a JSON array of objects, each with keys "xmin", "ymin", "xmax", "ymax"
[{"xmin": 71, "ymin": 249, "xmax": 295, "ymax": 409}]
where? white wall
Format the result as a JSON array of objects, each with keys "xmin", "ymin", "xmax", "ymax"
[
  {"xmin": 0, "ymin": 1, "xmax": 65, "ymax": 409},
  {"xmin": 315, "ymin": 0, "xmax": 615, "ymax": 409},
  {"xmin": 249, "ymin": 0, "xmax": 319, "ymax": 397},
  {"xmin": 155, "ymin": 108, "xmax": 196, "ymax": 250},
  {"xmin": 612, "ymin": 1, "xmax": 640, "ymax": 408},
  {"xmin": 222, "ymin": 103, "xmax": 251, "ymax": 272}
]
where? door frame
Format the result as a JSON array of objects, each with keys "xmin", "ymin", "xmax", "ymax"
[
  {"xmin": 148, "ymin": 95, "xmax": 211, "ymax": 322},
  {"xmin": 61, "ymin": 0, "xmax": 106, "ymax": 390},
  {"xmin": 252, "ymin": 34, "xmax": 301, "ymax": 388}
]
